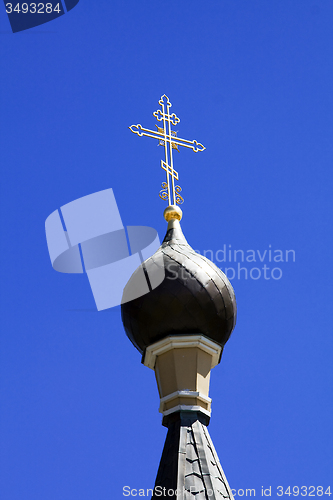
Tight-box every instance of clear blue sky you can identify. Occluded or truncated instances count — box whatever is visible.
[0,1,332,498]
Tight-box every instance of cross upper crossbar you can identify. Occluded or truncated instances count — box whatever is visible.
[129,124,205,152]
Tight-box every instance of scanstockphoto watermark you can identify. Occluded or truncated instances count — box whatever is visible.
[123,485,217,497]
[195,245,296,281]
[123,485,331,497]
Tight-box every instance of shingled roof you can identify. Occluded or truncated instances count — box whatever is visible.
[152,412,234,499]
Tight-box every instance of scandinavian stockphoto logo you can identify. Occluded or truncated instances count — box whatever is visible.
[3,0,79,33]
[45,188,164,310]
[195,246,296,281]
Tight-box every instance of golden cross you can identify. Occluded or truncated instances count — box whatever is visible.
[129,94,205,206]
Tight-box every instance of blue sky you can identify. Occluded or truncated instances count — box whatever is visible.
[0,1,332,498]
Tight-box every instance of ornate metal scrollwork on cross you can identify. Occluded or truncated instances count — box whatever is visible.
[174,186,184,205]
[159,182,169,202]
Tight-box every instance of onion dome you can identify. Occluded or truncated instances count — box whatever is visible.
[121,206,237,354]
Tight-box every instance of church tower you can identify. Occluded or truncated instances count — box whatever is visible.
[121,95,237,499]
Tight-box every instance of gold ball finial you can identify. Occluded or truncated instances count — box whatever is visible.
[164,205,183,222]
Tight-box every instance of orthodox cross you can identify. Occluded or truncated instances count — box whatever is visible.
[129,95,205,206]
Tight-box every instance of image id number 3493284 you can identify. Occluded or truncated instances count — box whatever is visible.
[277,486,331,496]
[5,3,61,13]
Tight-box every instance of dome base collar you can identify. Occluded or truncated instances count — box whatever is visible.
[143,334,223,370]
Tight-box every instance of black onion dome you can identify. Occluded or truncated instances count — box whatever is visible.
[121,221,237,354]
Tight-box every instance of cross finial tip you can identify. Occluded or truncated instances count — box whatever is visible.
[159,94,171,107]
